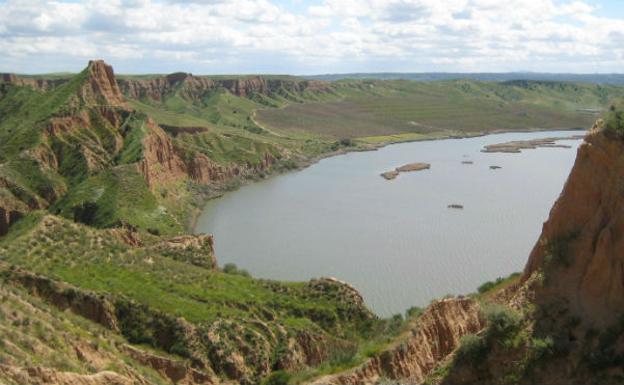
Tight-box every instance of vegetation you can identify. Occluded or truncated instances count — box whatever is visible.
[604,102,624,137]
[222,262,251,277]
[256,79,624,139]
[544,231,580,268]
[2,64,624,384]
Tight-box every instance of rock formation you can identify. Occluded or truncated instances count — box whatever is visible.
[312,298,483,385]
[81,60,126,107]
[523,123,624,328]
[117,74,332,101]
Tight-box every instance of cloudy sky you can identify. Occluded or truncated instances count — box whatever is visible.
[0,0,623,74]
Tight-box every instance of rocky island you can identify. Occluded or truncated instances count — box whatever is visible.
[381,162,431,180]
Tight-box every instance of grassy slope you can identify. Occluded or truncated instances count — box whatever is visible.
[256,80,624,140]
[0,279,169,385]
[0,213,416,383]
[0,70,89,161]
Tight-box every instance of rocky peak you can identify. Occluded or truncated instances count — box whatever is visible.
[523,122,624,328]
[81,59,126,106]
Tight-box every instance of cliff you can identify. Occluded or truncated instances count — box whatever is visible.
[434,115,624,384]
[80,60,126,107]
[117,73,332,101]
[523,122,624,328]
[312,298,483,385]
[0,73,67,91]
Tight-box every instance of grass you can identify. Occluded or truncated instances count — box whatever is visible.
[0,278,171,385]
[256,79,623,139]
[475,272,522,300]
[0,70,87,160]
[0,214,372,329]
[51,166,182,235]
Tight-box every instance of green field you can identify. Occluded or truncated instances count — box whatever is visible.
[255,80,621,139]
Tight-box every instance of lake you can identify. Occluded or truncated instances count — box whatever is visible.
[195,130,583,316]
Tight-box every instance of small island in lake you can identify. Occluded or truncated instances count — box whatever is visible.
[481,135,584,153]
[381,162,430,180]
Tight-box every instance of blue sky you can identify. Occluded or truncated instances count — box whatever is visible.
[0,0,623,74]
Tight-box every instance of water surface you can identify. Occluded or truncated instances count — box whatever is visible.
[196,130,583,316]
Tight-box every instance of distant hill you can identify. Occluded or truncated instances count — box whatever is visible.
[305,72,624,85]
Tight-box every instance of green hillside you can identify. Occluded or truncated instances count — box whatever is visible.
[256,79,622,140]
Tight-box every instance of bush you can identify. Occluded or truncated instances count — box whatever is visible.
[405,306,423,319]
[477,278,504,294]
[605,103,624,137]
[482,304,522,339]
[455,334,488,364]
[545,231,579,267]
[222,263,251,277]
[477,272,521,295]
[262,371,291,385]
[73,202,99,225]
[530,336,554,361]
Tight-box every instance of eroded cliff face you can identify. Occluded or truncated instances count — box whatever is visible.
[312,298,484,385]
[81,60,126,107]
[117,73,331,101]
[137,117,278,189]
[1,261,371,385]
[0,73,67,91]
[523,123,624,328]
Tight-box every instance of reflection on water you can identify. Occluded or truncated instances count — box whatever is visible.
[195,130,583,316]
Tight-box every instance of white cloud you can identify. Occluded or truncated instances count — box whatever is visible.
[0,0,622,73]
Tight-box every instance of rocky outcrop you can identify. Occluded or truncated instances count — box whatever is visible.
[137,118,188,187]
[118,73,332,101]
[185,151,278,184]
[152,233,217,269]
[122,345,216,384]
[138,120,279,188]
[523,124,624,328]
[0,73,68,91]
[0,365,133,385]
[312,297,483,385]
[80,60,126,107]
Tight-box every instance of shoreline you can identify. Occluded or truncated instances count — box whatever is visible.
[188,126,587,234]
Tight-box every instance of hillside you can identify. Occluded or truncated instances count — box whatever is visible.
[306,73,624,85]
[256,79,624,141]
[1,60,624,384]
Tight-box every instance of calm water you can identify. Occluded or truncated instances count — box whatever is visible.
[196,130,583,316]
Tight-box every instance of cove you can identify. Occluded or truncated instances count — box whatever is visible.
[195,130,583,316]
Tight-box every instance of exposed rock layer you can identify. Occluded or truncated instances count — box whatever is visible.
[117,74,332,101]
[312,298,483,385]
[523,126,624,327]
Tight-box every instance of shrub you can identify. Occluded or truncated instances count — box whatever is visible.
[478,278,503,294]
[530,336,554,361]
[545,231,579,267]
[222,263,251,277]
[455,334,488,364]
[604,103,624,137]
[73,202,99,225]
[405,306,423,319]
[483,304,522,340]
[262,371,291,385]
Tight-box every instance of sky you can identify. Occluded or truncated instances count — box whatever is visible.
[0,0,623,75]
